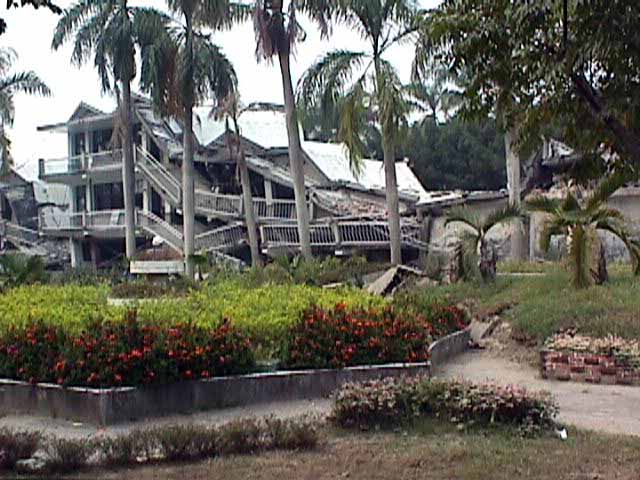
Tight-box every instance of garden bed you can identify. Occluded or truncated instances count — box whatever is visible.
[0,325,470,425]
[541,334,640,386]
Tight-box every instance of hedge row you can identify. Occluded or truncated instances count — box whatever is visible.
[0,304,467,388]
[331,376,558,436]
[0,416,318,474]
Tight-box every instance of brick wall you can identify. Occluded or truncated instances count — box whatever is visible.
[540,350,639,386]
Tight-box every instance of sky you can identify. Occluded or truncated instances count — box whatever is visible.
[1,0,440,180]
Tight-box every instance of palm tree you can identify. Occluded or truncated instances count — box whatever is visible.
[526,174,640,288]
[52,0,146,264]
[211,92,262,268]
[297,1,418,265]
[445,204,523,282]
[0,47,50,175]
[253,0,334,262]
[136,2,242,278]
[406,65,461,123]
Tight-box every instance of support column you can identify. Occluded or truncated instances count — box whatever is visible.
[164,200,172,222]
[142,183,152,214]
[264,179,274,205]
[69,239,83,269]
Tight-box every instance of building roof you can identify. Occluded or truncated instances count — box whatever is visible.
[300,141,431,203]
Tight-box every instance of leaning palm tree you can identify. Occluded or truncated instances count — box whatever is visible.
[211,92,262,268]
[254,0,334,262]
[0,47,50,175]
[52,0,148,263]
[136,2,241,278]
[526,174,640,289]
[445,204,523,282]
[297,1,418,265]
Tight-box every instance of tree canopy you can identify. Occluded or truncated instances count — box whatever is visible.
[417,0,640,177]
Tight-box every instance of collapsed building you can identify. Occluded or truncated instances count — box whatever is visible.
[35,97,437,269]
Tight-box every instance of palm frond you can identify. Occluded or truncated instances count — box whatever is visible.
[538,217,566,253]
[51,0,103,51]
[525,195,561,214]
[297,50,368,113]
[595,218,640,275]
[376,59,410,144]
[337,78,368,177]
[586,171,630,212]
[482,203,524,232]
[444,207,480,233]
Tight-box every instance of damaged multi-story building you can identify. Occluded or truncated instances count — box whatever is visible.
[35,96,437,269]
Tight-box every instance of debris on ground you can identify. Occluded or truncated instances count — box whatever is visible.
[366,265,427,297]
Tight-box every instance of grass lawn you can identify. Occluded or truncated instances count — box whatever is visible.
[420,262,640,342]
[85,421,640,480]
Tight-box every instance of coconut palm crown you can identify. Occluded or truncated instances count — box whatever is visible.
[297,0,420,265]
[0,47,50,174]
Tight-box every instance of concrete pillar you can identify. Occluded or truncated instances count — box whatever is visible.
[142,183,152,213]
[89,240,99,268]
[164,200,172,222]
[264,179,273,205]
[529,212,544,260]
[85,180,94,211]
[69,239,83,269]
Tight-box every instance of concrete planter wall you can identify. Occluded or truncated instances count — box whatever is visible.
[130,260,184,275]
[0,328,470,426]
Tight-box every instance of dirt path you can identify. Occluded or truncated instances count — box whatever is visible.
[435,349,640,437]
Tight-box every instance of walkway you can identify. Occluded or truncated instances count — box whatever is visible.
[435,349,640,437]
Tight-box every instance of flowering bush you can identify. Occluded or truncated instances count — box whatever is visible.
[283,304,467,369]
[0,311,254,387]
[545,333,640,368]
[332,376,558,436]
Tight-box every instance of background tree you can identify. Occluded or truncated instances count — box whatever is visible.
[420,0,640,178]
[406,64,460,124]
[404,117,505,191]
[526,175,640,289]
[0,47,50,175]
[137,1,241,278]
[254,0,334,262]
[298,0,419,265]
[415,1,540,261]
[445,204,522,282]
[52,0,150,264]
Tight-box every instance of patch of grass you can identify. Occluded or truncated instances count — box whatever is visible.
[416,267,640,342]
[89,421,640,480]
[497,260,559,274]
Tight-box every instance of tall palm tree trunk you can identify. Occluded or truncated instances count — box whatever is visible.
[278,51,312,261]
[505,127,525,260]
[183,107,195,278]
[383,138,402,265]
[121,79,137,262]
[233,118,262,268]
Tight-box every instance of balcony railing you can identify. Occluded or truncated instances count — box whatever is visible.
[39,150,122,178]
[39,209,125,233]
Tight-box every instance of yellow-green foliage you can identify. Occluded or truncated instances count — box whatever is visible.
[0,284,113,331]
[0,281,385,355]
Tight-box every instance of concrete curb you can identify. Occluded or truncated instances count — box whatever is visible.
[428,326,471,369]
[0,328,470,426]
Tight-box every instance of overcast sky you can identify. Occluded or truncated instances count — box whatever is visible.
[2,0,440,179]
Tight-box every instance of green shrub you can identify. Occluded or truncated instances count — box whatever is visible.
[0,428,41,470]
[332,377,558,436]
[97,430,152,466]
[110,279,197,299]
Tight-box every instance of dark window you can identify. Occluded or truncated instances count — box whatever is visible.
[91,129,113,153]
[72,133,86,156]
[75,185,87,212]
[94,183,124,211]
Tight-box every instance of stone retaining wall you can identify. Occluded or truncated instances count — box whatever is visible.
[0,328,470,426]
[540,349,640,385]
